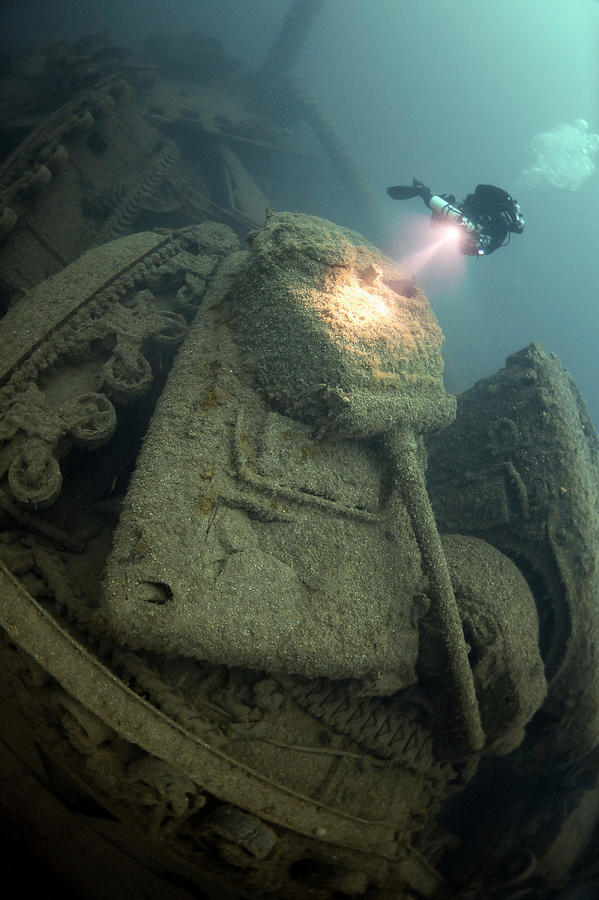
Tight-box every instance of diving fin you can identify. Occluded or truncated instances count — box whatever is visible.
[387,184,425,200]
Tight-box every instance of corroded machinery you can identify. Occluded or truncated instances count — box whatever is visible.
[1,4,599,898]
[0,3,379,308]
[1,207,598,898]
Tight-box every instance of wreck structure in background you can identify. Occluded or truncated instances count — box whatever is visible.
[0,0,378,309]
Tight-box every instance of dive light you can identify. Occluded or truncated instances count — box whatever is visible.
[428,195,481,255]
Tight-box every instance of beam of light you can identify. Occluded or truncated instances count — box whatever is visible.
[400,227,455,272]
[386,212,467,289]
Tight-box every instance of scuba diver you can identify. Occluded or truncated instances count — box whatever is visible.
[387,178,525,256]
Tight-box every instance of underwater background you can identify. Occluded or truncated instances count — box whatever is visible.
[2,0,598,424]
